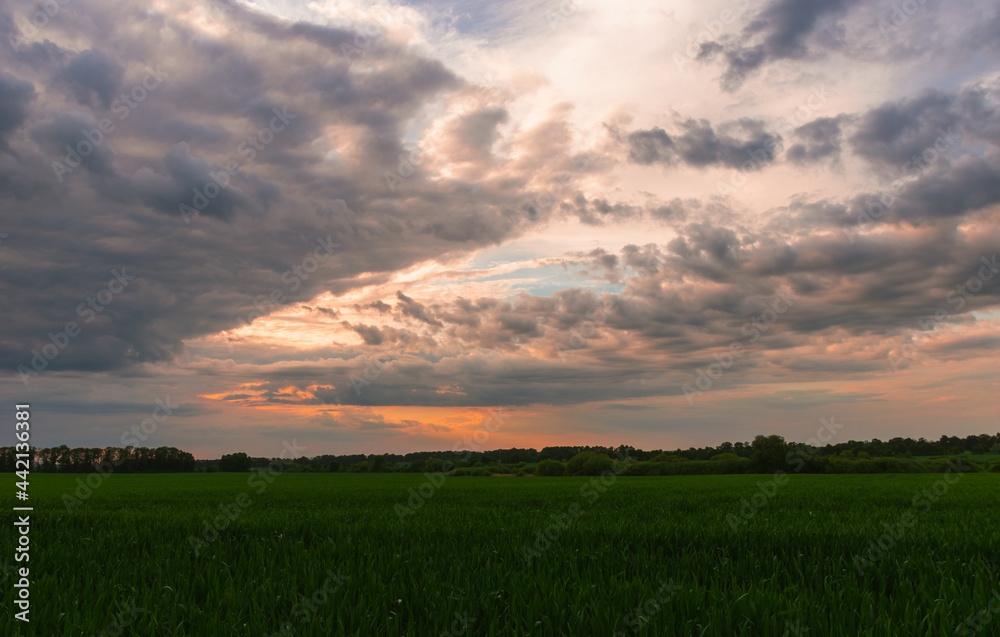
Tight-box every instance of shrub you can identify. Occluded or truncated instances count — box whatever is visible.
[652,453,683,463]
[470,467,491,477]
[711,453,741,462]
[535,459,566,477]
[625,463,665,476]
[566,451,614,476]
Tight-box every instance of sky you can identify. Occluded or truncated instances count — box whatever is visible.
[1,0,999,458]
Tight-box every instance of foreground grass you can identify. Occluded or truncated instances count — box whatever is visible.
[2,473,998,636]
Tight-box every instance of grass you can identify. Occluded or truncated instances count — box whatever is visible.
[2,472,999,636]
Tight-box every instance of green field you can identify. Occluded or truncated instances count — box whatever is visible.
[3,472,999,636]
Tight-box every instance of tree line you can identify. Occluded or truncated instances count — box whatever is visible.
[0,446,196,473]
[208,432,1000,473]
[3,432,999,475]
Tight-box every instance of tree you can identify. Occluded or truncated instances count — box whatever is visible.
[219,452,252,472]
[751,435,789,472]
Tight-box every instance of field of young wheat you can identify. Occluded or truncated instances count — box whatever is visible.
[3,472,998,636]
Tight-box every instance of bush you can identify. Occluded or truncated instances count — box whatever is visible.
[566,451,614,476]
[535,459,566,476]
[625,463,665,476]
[710,453,741,462]
[470,467,491,477]
[652,454,683,463]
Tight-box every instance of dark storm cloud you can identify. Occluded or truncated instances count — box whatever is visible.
[627,118,780,169]
[29,111,116,177]
[395,291,443,327]
[57,48,123,109]
[343,322,385,346]
[0,0,589,379]
[785,116,844,164]
[848,90,960,169]
[566,194,640,226]
[889,157,1000,222]
[701,0,861,91]
[131,142,245,220]
[0,71,34,141]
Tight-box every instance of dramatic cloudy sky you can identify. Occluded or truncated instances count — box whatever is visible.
[2,0,999,457]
